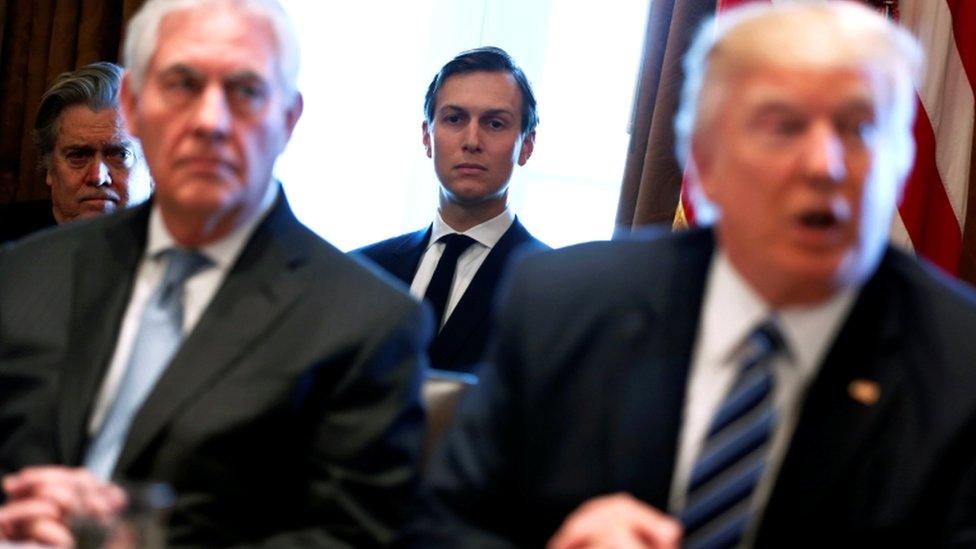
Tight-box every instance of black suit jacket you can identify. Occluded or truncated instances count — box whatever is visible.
[355,218,547,373]
[0,200,57,244]
[0,192,430,547]
[413,228,976,547]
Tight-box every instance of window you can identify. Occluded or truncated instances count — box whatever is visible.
[275,0,651,250]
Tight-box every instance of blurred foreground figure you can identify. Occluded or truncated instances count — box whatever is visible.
[0,0,428,546]
[414,2,976,548]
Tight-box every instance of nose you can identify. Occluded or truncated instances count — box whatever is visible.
[191,83,232,140]
[460,121,482,153]
[802,121,846,183]
[86,156,111,187]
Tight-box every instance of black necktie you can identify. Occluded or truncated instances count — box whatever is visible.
[424,234,476,330]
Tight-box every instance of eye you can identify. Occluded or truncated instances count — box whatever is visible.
[167,75,198,93]
[64,150,92,169]
[227,80,269,113]
[771,117,805,136]
[837,117,875,144]
[106,148,134,166]
[159,72,201,105]
[485,118,506,130]
[442,113,463,125]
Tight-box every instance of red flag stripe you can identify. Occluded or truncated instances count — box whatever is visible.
[898,99,963,273]
[946,0,976,91]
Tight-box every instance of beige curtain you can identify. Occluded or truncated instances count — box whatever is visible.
[614,0,716,236]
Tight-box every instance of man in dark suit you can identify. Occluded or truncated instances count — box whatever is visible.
[0,62,149,244]
[357,47,548,374]
[0,1,427,547]
[414,3,976,547]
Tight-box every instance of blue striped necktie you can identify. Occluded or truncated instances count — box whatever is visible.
[84,248,211,480]
[681,320,785,549]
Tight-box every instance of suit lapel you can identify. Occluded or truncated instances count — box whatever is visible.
[430,219,535,364]
[756,251,907,541]
[609,229,714,508]
[389,227,431,284]
[57,205,150,465]
[113,196,311,474]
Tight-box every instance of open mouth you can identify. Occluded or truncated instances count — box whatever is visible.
[798,210,839,229]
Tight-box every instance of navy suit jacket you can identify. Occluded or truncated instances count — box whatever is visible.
[413,228,976,547]
[355,217,548,374]
[0,192,429,547]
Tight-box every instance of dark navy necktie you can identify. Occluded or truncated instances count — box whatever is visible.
[423,234,476,330]
[681,320,785,549]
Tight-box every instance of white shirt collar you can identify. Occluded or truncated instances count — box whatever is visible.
[145,180,279,268]
[427,207,515,250]
[701,251,859,374]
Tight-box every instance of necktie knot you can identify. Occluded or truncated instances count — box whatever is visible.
[158,248,212,304]
[437,233,477,262]
[740,319,785,374]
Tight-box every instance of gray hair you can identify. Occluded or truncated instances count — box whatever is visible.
[32,62,125,165]
[674,0,923,182]
[122,0,300,99]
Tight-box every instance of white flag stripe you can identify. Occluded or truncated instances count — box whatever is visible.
[889,210,915,252]
[901,0,975,226]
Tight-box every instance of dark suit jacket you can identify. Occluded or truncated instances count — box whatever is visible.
[0,192,430,547]
[413,228,976,547]
[355,218,547,374]
[0,199,57,244]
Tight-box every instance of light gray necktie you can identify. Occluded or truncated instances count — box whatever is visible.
[84,248,211,480]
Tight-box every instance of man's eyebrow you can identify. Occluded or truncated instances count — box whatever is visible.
[223,70,269,88]
[750,101,803,117]
[158,63,202,79]
[437,105,515,117]
[479,108,515,118]
[437,104,468,113]
[62,145,95,153]
[836,97,876,117]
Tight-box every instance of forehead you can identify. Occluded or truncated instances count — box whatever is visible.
[436,71,522,112]
[722,64,879,116]
[149,6,279,81]
[56,106,127,144]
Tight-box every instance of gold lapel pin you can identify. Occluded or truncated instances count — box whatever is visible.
[848,379,881,406]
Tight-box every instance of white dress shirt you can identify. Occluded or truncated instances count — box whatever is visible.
[409,208,514,327]
[668,251,858,543]
[87,182,279,435]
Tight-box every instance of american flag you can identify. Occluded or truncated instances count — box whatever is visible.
[676,0,976,279]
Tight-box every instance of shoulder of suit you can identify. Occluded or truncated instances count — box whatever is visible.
[298,230,419,310]
[502,228,709,308]
[515,227,708,274]
[351,228,427,258]
[0,204,143,267]
[877,246,976,332]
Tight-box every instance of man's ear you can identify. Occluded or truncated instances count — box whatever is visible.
[120,72,140,138]
[517,131,535,166]
[283,92,304,139]
[690,133,716,200]
[422,121,432,158]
